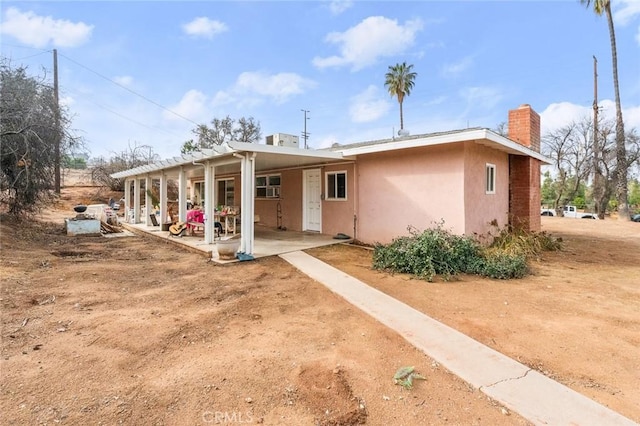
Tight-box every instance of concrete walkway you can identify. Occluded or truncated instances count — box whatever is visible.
[280,251,637,426]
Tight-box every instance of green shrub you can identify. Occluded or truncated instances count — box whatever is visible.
[372,223,561,282]
[477,249,528,279]
[373,225,482,282]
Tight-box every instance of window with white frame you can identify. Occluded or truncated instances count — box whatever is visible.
[193,181,205,206]
[485,163,496,194]
[326,171,347,200]
[255,174,281,198]
[217,178,234,207]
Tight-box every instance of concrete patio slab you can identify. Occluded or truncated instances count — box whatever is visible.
[122,222,345,260]
[280,250,637,426]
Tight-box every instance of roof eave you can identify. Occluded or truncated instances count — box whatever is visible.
[336,128,552,164]
[228,141,346,161]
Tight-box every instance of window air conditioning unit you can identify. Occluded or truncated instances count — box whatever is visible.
[266,187,280,198]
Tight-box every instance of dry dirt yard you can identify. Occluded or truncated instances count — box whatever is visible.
[310,216,640,424]
[1,185,638,425]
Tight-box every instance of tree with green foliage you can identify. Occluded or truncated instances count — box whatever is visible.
[541,171,557,206]
[580,0,629,219]
[62,155,87,169]
[542,118,593,210]
[384,62,417,131]
[628,179,640,212]
[0,60,81,217]
[182,116,261,154]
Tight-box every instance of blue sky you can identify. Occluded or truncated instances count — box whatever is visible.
[1,0,639,160]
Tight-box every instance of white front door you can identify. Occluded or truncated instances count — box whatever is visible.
[303,169,321,232]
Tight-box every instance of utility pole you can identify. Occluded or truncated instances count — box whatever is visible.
[53,48,61,194]
[593,55,603,218]
[301,109,310,149]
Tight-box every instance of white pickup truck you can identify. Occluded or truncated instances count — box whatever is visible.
[541,205,598,219]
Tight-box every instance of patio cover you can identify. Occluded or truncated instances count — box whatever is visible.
[110,142,347,256]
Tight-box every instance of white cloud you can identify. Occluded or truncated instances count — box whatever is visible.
[613,0,640,25]
[164,89,208,122]
[113,75,134,87]
[539,100,640,134]
[458,86,503,111]
[328,0,353,15]
[0,7,93,48]
[312,16,424,71]
[212,71,317,106]
[182,17,228,39]
[211,91,235,108]
[60,95,74,108]
[349,85,392,123]
[441,56,474,78]
[539,102,590,133]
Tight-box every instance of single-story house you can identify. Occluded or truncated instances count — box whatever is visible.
[111,104,550,256]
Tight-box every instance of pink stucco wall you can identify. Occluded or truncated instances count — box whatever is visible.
[355,144,466,244]
[321,164,356,237]
[187,142,512,244]
[463,142,510,236]
[253,165,356,235]
[254,169,303,230]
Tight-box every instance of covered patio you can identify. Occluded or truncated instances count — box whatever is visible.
[111,142,349,260]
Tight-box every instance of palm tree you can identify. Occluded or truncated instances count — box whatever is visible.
[384,62,417,131]
[581,0,629,220]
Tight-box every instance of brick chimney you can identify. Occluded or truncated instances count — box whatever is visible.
[508,104,541,232]
[508,104,540,151]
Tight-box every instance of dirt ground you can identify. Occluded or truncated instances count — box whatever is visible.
[310,217,640,423]
[1,182,638,425]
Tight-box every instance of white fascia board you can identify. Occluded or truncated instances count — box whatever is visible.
[228,141,344,161]
[337,129,489,156]
[337,128,552,164]
[484,131,553,164]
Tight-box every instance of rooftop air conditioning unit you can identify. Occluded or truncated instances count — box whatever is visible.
[266,133,299,148]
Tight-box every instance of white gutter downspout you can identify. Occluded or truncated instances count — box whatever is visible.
[178,166,188,223]
[353,161,358,241]
[247,152,256,255]
[203,161,215,244]
[233,152,256,256]
[144,175,152,225]
[159,172,168,226]
[233,153,247,254]
[124,179,131,222]
[133,177,141,224]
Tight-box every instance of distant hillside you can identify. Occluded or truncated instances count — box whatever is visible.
[61,169,98,187]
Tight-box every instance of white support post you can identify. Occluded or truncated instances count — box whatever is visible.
[239,153,256,255]
[204,162,215,244]
[159,173,168,225]
[239,154,247,253]
[240,153,256,254]
[249,153,255,254]
[133,178,141,224]
[124,179,131,222]
[145,176,152,225]
[178,167,187,223]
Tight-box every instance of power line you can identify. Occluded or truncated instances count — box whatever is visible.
[57,51,200,126]
[63,86,185,137]
[2,47,192,142]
